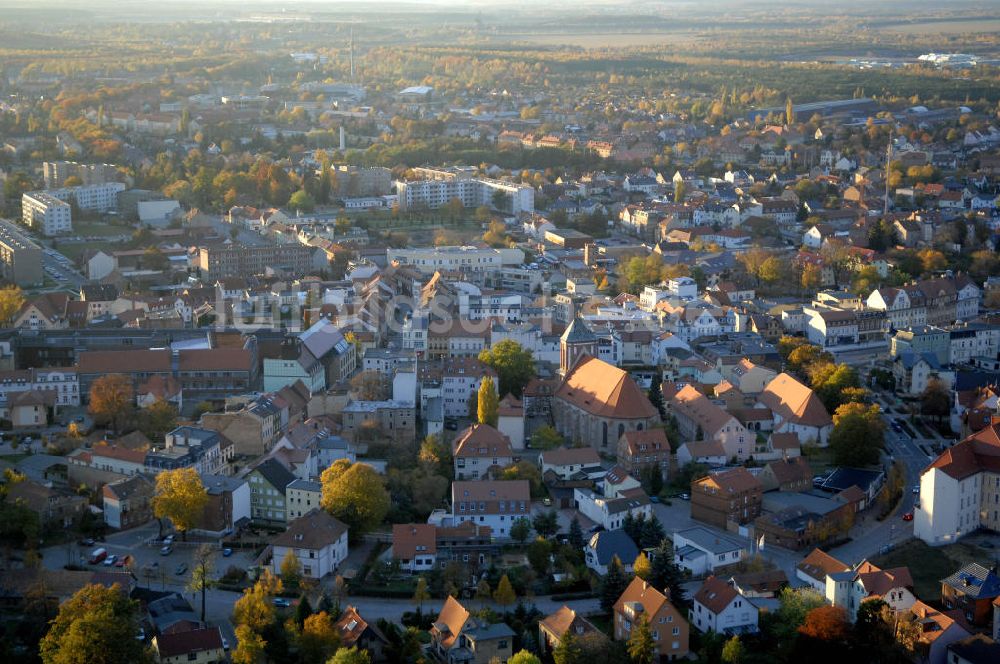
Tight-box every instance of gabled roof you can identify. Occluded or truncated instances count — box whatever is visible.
[452,424,513,459]
[154,626,223,659]
[540,446,601,467]
[671,385,735,437]
[941,562,1000,600]
[431,596,471,649]
[587,529,639,566]
[556,355,658,420]
[538,605,604,641]
[694,467,761,495]
[796,548,849,583]
[693,575,740,614]
[613,576,683,619]
[392,523,437,559]
[757,372,831,428]
[251,458,297,491]
[335,605,386,648]
[271,509,347,550]
[855,560,914,597]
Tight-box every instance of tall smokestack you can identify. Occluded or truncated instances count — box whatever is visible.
[339,126,346,151]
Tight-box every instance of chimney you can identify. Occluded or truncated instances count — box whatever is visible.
[339,126,346,151]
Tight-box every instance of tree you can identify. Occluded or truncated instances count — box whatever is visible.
[477,375,499,427]
[721,635,744,664]
[633,552,651,580]
[137,398,178,444]
[233,584,277,633]
[280,549,302,590]
[532,510,559,538]
[920,378,951,423]
[568,516,585,550]
[483,219,509,247]
[188,544,215,622]
[530,425,564,450]
[478,340,536,398]
[40,583,151,664]
[773,587,827,640]
[475,579,492,609]
[627,615,655,664]
[647,380,666,420]
[0,285,24,324]
[600,556,630,613]
[648,540,686,609]
[88,374,135,434]
[299,611,341,663]
[152,468,209,540]
[350,370,390,401]
[786,97,795,125]
[288,189,316,213]
[798,605,850,641]
[830,402,884,467]
[412,576,431,613]
[639,514,666,549]
[320,459,390,536]
[294,593,314,627]
[509,651,542,664]
[510,517,532,546]
[553,629,584,664]
[674,181,687,203]
[232,624,267,664]
[493,573,517,611]
[527,537,554,576]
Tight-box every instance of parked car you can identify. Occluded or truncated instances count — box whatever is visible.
[912,486,919,494]
[273,598,291,608]
[174,563,187,575]
[222,548,233,557]
[103,555,117,566]
[79,538,95,546]
[160,545,173,556]
[679,493,691,501]
[902,512,913,521]
[222,637,229,651]
[162,535,175,545]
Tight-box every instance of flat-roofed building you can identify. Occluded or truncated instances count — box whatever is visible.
[0,218,43,286]
[22,192,71,235]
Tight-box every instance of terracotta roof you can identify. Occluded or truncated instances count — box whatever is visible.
[155,627,223,659]
[89,442,147,465]
[908,601,963,646]
[178,348,251,372]
[538,605,603,641]
[138,374,181,399]
[540,446,601,467]
[925,426,1000,480]
[694,467,761,495]
[498,393,523,417]
[681,440,727,458]
[555,355,658,420]
[335,606,384,648]
[770,432,800,450]
[392,523,437,559]
[620,429,670,455]
[693,576,739,614]
[796,548,849,583]
[431,596,470,649]
[671,385,735,437]
[271,509,348,550]
[452,424,514,459]
[729,569,788,595]
[765,457,812,485]
[855,561,914,597]
[757,373,832,428]
[77,349,171,374]
[613,576,682,620]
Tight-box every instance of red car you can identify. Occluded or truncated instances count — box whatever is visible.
[902,512,914,521]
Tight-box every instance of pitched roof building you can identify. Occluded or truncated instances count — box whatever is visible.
[756,372,832,445]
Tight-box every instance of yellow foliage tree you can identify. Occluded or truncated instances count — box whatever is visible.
[0,285,24,325]
[88,373,134,434]
[151,468,208,540]
[478,375,499,427]
[320,459,390,536]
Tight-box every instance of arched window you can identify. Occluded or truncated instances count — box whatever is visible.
[602,422,608,448]
[637,423,644,431]
[618,423,625,440]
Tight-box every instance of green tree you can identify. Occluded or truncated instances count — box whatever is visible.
[288,189,316,213]
[600,556,630,613]
[530,425,564,450]
[510,517,532,546]
[477,375,499,427]
[280,549,302,590]
[532,510,559,538]
[568,516,585,550]
[493,573,517,611]
[152,467,209,540]
[648,540,686,609]
[627,615,655,664]
[830,402,884,467]
[647,380,666,419]
[320,459,390,536]
[40,583,151,664]
[509,651,542,664]
[478,340,536,398]
[137,398,178,444]
[553,629,584,664]
[920,378,951,423]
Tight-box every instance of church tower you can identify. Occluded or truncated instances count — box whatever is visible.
[560,315,598,376]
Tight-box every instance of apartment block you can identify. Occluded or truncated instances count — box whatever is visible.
[43,161,122,189]
[394,175,534,215]
[22,192,72,235]
[0,218,43,285]
[44,182,126,212]
[197,243,323,279]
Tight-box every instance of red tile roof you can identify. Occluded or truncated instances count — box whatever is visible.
[556,355,658,420]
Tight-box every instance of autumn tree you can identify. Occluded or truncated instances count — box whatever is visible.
[350,370,390,401]
[298,611,341,663]
[152,467,209,540]
[280,549,302,590]
[0,285,25,324]
[233,570,282,632]
[232,624,267,664]
[475,579,492,609]
[920,378,951,423]
[477,375,499,427]
[493,573,517,611]
[830,402,884,467]
[627,615,655,664]
[40,583,151,664]
[633,552,652,580]
[721,635,744,664]
[320,459,390,536]
[330,646,372,664]
[137,398,178,444]
[88,373,135,434]
[412,576,431,613]
[187,544,215,622]
[798,605,850,642]
[478,340,536,398]
[509,651,542,664]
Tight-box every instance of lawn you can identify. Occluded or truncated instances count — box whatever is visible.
[871,539,984,601]
[55,240,114,262]
[802,446,836,476]
[72,220,132,237]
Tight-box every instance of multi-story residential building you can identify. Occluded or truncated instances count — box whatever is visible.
[867,276,980,329]
[449,480,530,539]
[613,577,689,661]
[670,385,751,461]
[617,429,671,477]
[672,527,748,576]
[690,575,759,635]
[395,176,534,215]
[826,560,916,622]
[756,373,832,446]
[574,486,652,531]
[341,400,416,443]
[44,182,125,212]
[429,596,515,664]
[0,367,79,408]
[270,509,349,580]
[101,475,154,530]
[891,325,951,364]
[198,474,250,536]
[201,396,284,456]
[452,424,514,481]
[419,357,498,419]
[43,161,121,188]
[690,467,763,529]
[915,423,1000,545]
[949,322,1000,365]
[386,245,524,277]
[144,426,234,476]
[0,218,43,286]
[5,480,88,529]
[538,446,602,481]
[262,338,326,394]
[285,479,323,522]
[247,458,296,525]
[197,243,324,279]
[22,191,72,235]
[941,563,1000,627]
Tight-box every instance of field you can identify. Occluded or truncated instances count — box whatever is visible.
[499,31,704,49]
[879,19,1000,35]
[872,538,991,601]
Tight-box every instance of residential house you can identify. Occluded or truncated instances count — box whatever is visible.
[5,479,87,529]
[617,429,672,477]
[758,457,813,493]
[102,475,154,530]
[795,548,849,592]
[285,479,322,522]
[585,529,640,575]
[449,480,530,539]
[538,605,605,656]
[247,458,296,525]
[197,474,250,536]
[613,577,689,660]
[574,486,652,531]
[690,576,759,635]
[947,635,1000,664]
[826,560,916,621]
[756,373,832,446]
[452,424,514,480]
[539,447,602,481]
[941,563,1000,628]
[690,468,763,529]
[670,385,752,461]
[672,527,748,576]
[393,523,438,573]
[904,600,971,664]
[270,509,349,580]
[334,606,389,663]
[151,626,225,664]
[429,596,514,664]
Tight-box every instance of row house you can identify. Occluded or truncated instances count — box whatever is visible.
[449,480,530,540]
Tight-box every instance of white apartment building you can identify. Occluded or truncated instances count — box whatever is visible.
[394,177,534,215]
[46,182,126,212]
[386,245,524,276]
[22,192,72,235]
[0,368,80,408]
